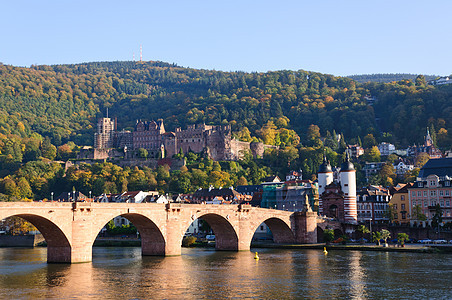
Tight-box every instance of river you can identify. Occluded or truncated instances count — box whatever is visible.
[0,247,451,299]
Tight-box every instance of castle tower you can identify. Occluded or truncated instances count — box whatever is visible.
[94,117,115,149]
[318,155,333,214]
[339,152,357,224]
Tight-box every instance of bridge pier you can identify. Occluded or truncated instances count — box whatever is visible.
[47,246,72,263]
[291,211,318,244]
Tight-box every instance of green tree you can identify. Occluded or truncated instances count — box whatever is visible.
[378,163,396,186]
[411,205,427,221]
[415,153,429,168]
[363,134,377,148]
[372,231,382,246]
[415,75,426,87]
[384,204,397,222]
[323,229,334,244]
[137,148,148,159]
[397,233,409,247]
[41,137,56,160]
[431,204,443,228]
[380,229,391,245]
[356,225,370,243]
[363,146,381,162]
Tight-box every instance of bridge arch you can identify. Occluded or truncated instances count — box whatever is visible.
[0,213,72,263]
[245,215,295,248]
[90,213,166,256]
[259,217,295,244]
[182,213,239,251]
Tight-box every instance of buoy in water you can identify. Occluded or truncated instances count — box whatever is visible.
[323,247,328,255]
[254,252,259,260]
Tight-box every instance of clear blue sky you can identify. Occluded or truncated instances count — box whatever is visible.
[1,0,451,76]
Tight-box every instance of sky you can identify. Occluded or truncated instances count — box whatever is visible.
[1,0,451,76]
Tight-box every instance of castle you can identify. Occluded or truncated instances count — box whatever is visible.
[93,117,276,161]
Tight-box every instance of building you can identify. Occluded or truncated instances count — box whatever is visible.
[318,154,357,224]
[286,170,302,181]
[93,117,276,161]
[378,142,396,156]
[429,76,452,86]
[357,185,391,224]
[390,183,412,224]
[132,119,165,158]
[363,162,386,181]
[408,158,452,225]
[407,128,442,159]
[275,180,317,212]
[94,117,116,149]
[393,161,415,178]
[346,144,364,159]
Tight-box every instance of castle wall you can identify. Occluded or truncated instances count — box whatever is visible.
[230,139,251,160]
[94,117,276,162]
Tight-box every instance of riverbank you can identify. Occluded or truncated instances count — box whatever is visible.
[252,242,452,253]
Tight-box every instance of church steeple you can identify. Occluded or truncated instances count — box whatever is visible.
[425,127,433,147]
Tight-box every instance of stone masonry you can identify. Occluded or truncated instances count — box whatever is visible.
[0,202,320,263]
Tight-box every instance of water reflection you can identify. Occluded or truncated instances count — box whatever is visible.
[0,247,451,299]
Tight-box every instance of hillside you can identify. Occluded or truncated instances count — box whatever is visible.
[347,73,438,83]
[0,61,451,149]
[0,61,451,200]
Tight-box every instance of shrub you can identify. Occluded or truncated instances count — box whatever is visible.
[182,236,197,247]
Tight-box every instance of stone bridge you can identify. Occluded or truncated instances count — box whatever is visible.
[0,202,345,263]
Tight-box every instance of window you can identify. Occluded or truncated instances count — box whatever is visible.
[419,182,423,187]
[424,191,427,196]
[401,204,405,210]
[430,180,436,186]
[401,195,405,201]
[447,201,450,207]
[440,191,444,196]
[418,191,421,197]
[424,201,427,207]
[446,191,450,196]
[445,181,450,187]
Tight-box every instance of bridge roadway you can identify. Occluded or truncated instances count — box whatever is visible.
[0,202,327,263]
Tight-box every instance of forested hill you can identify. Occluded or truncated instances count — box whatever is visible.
[0,61,451,150]
[347,73,438,83]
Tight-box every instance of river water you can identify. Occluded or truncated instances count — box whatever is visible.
[0,247,451,299]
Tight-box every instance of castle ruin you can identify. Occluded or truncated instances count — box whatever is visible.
[92,117,276,161]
